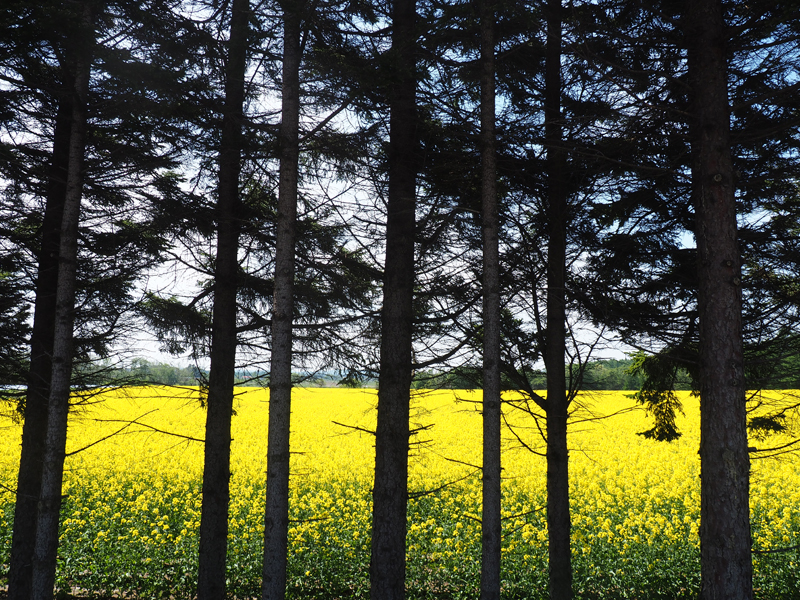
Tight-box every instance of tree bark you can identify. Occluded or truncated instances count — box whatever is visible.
[370,0,416,597]
[29,5,93,597]
[479,2,501,599]
[544,0,572,598]
[684,1,753,599]
[8,92,71,600]
[196,1,249,598]
[262,2,301,599]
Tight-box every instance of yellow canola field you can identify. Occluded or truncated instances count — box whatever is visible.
[1,387,799,598]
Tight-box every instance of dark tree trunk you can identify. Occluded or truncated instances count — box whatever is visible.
[196,1,249,598]
[262,2,301,599]
[8,94,71,600]
[29,5,93,597]
[370,0,416,597]
[543,0,572,598]
[684,1,753,599]
[479,2,501,599]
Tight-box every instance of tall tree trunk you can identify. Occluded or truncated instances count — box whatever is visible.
[370,0,416,597]
[262,2,301,599]
[479,2,501,599]
[196,1,249,598]
[8,94,72,600]
[543,0,572,599]
[684,1,753,599]
[29,5,93,597]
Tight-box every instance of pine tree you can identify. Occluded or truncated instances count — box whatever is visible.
[478,0,501,597]
[685,0,752,596]
[371,0,417,596]
[197,0,250,598]
[2,2,202,595]
[30,3,93,596]
[542,0,572,595]
[262,0,302,597]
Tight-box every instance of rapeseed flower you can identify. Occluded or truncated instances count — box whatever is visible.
[0,386,798,599]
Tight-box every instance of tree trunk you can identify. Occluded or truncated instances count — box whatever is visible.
[8,93,71,600]
[479,2,501,599]
[684,1,753,599]
[370,0,416,597]
[544,0,572,598]
[29,5,93,596]
[196,1,249,599]
[262,2,301,599]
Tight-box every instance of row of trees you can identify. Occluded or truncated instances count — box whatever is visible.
[2,0,800,599]
[5,355,748,391]
[41,356,711,389]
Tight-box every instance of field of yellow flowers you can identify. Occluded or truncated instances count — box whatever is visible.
[1,387,799,599]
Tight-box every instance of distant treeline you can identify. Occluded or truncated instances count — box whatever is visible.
[411,358,664,391]
[5,356,798,391]
[413,354,800,391]
[112,360,656,391]
[101,359,208,386]
[0,358,698,391]
[103,359,308,387]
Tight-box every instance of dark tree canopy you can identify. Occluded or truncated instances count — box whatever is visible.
[1,1,800,599]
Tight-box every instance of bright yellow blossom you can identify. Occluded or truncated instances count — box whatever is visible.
[0,386,798,599]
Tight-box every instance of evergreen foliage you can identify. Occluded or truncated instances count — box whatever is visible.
[1,0,800,598]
